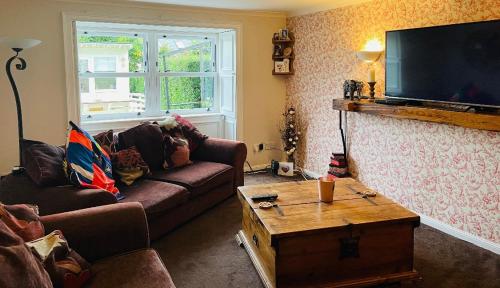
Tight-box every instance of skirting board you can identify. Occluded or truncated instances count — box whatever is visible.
[301,169,499,255]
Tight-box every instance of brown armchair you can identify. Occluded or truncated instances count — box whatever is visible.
[41,202,175,288]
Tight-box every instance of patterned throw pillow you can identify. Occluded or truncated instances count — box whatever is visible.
[111,146,150,185]
[157,114,207,152]
[163,135,192,170]
[0,203,44,242]
[93,130,116,155]
[65,121,121,199]
[26,230,92,288]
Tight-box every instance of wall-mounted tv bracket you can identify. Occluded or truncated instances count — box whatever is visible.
[339,110,347,165]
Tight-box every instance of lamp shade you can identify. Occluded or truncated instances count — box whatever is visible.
[0,38,41,50]
[356,51,382,63]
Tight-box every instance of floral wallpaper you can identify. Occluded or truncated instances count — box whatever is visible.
[286,0,500,243]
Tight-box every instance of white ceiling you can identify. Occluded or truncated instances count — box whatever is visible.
[131,0,373,16]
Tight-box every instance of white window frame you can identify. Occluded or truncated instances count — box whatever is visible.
[63,13,244,141]
[155,32,219,115]
[76,24,220,122]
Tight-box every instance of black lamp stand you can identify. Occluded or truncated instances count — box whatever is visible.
[6,48,27,174]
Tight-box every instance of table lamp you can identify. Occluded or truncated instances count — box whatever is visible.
[0,37,42,173]
[356,39,383,99]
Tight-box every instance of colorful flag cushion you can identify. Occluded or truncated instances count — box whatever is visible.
[65,121,121,199]
[27,230,92,288]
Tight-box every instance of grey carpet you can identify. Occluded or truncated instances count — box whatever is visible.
[153,173,500,288]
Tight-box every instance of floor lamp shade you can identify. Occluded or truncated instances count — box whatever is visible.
[1,37,41,172]
[0,38,42,50]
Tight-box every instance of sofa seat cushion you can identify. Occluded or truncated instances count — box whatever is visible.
[86,249,175,288]
[147,161,233,198]
[118,180,189,219]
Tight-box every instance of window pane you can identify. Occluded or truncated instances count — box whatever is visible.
[80,77,145,115]
[79,59,89,73]
[77,34,145,73]
[95,78,117,90]
[80,78,89,93]
[94,57,116,72]
[160,77,214,110]
[158,37,214,72]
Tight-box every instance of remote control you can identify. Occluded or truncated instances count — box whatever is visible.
[250,193,278,202]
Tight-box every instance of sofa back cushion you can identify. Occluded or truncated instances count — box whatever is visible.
[118,123,164,170]
[22,140,68,187]
[0,220,53,288]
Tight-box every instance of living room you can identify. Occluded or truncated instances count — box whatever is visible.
[0,0,498,287]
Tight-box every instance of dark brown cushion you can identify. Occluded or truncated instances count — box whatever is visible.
[22,139,67,187]
[118,123,164,170]
[87,249,175,288]
[0,221,53,288]
[147,161,233,198]
[157,115,207,152]
[119,180,189,219]
[0,203,44,241]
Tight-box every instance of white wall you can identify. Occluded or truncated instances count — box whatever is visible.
[0,0,287,174]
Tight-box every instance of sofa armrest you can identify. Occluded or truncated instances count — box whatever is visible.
[41,202,149,262]
[191,138,247,187]
[0,174,118,215]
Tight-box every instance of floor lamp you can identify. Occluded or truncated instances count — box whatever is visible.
[0,38,41,173]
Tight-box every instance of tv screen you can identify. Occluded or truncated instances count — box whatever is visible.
[385,20,500,108]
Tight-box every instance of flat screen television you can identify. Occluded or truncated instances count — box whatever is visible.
[385,20,500,108]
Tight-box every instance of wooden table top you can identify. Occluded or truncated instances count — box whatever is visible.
[238,178,420,238]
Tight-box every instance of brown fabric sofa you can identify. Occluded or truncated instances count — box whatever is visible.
[0,138,247,240]
[41,202,176,287]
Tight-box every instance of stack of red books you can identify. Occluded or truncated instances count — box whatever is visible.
[328,153,348,178]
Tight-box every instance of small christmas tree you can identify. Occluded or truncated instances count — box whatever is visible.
[281,107,301,163]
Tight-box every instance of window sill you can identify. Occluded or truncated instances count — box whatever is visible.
[81,113,223,133]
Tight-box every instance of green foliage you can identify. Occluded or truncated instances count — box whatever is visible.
[78,36,213,110]
[159,42,213,110]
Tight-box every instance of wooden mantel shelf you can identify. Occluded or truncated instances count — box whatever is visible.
[332,99,500,132]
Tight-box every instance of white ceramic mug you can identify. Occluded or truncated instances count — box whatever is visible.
[318,177,335,203]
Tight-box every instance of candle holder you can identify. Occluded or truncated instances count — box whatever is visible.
[367,81,376,99]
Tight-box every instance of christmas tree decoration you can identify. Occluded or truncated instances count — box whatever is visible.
[281,107,300,163]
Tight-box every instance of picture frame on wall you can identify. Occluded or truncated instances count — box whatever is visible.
[275,61,285,73]
[281,28,289,40]
[273,45,282,57]
[275,60,289,73]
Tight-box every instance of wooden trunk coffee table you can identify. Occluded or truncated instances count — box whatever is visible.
[236,178,420,288]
